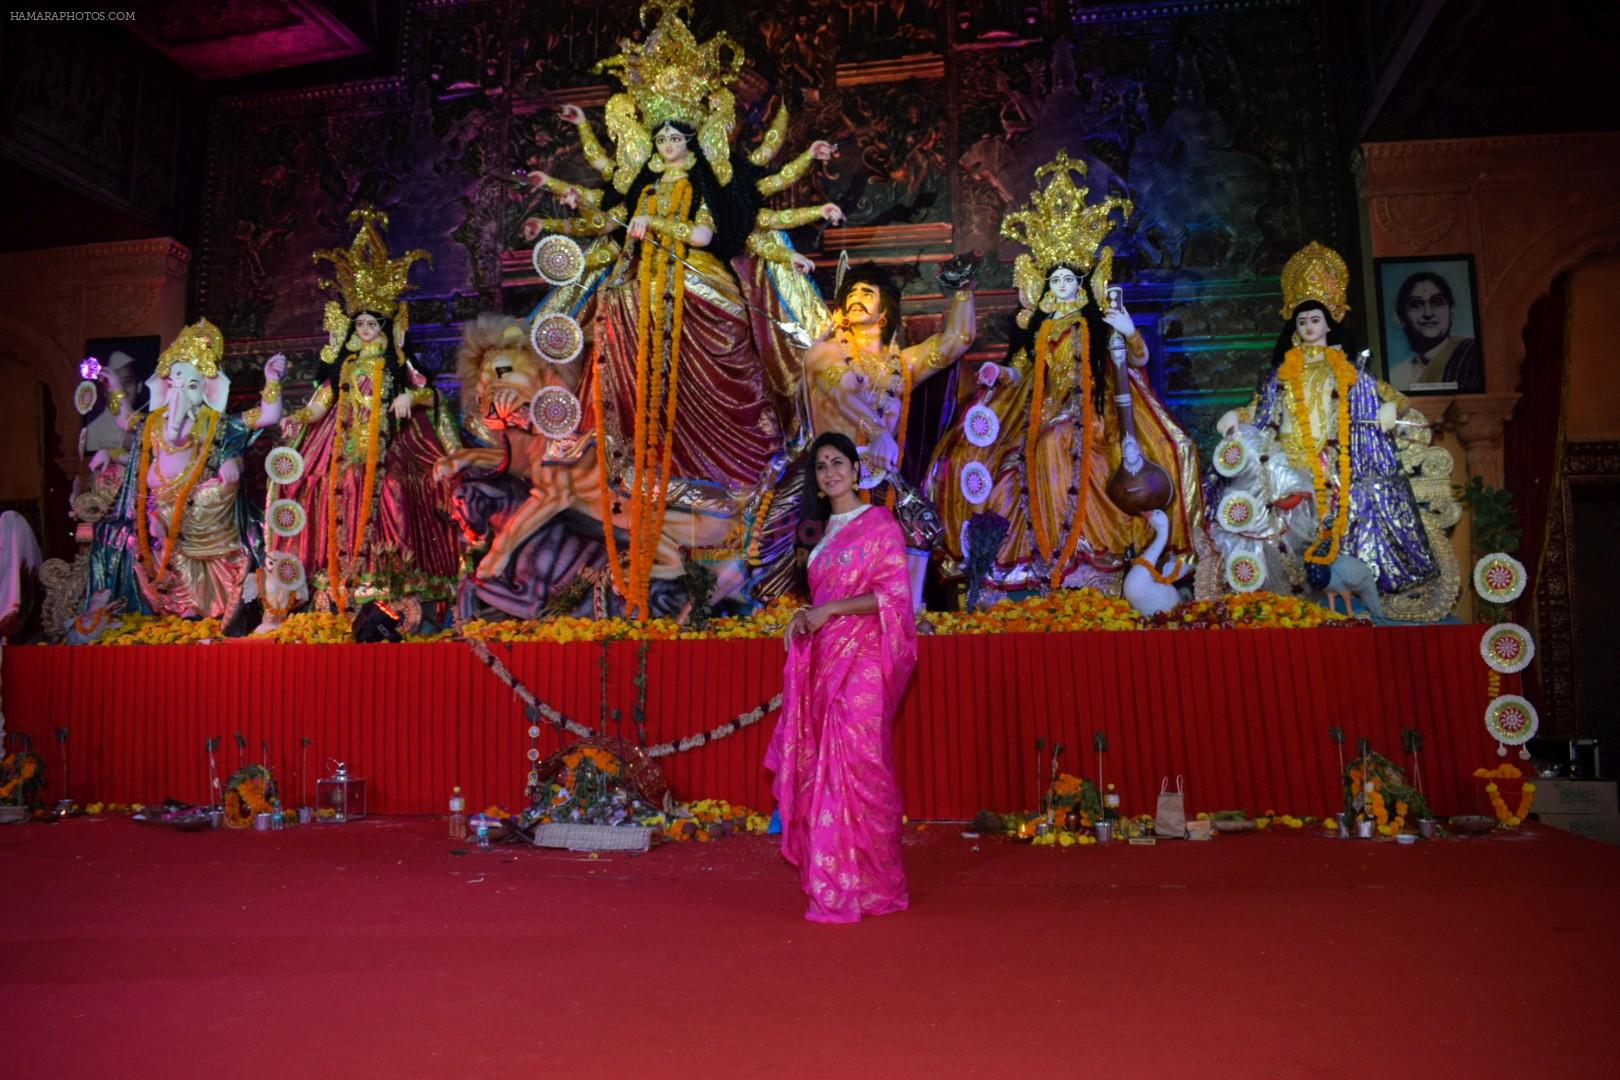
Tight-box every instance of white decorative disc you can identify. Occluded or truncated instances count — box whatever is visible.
[1485,694,1539,746]
[1225,552,1265,593]
[271,554,307,593]
[1473,552,1527,604]
[265,446,306,486]
[533,234,585,287]
[531,312,584,365]
[267,499,307,538]
[960,461,993,505]
[1216,491,1261,533]
[1480,623,1534,675]
[1212,436,1249,478]
[529,386,583,439]
[74,381,99,416]
[963,404,1000,448]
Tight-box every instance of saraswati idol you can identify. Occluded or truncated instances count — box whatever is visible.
[924,152,1204,592]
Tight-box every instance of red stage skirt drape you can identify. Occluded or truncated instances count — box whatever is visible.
[1,625,1510,819]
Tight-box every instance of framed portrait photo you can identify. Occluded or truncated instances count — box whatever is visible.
[1374,255,1485,395]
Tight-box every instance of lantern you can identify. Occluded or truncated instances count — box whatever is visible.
[316,760,367,822]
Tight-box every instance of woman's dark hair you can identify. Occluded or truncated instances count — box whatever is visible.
[833,265,903,346]
[1267,300,1358,377]
[602,120,758,262]
[800,431,861,526]
[1005,264,1110,420]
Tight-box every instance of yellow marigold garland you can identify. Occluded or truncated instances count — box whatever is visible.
[135,406,222,585]
[1278,345,1356,565]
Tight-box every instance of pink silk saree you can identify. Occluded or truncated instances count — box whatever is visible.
[765,505,917,923]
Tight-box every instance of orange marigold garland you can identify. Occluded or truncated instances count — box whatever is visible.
[591,339,630,598]
[324,353,386,613]
[1025,314,1093,587]
[134,406,222,585]
[1474,763,1535,826]
[1278,345,1356,565]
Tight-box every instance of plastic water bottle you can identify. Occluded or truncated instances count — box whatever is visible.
[448,786,466,841]
[475,820,491,850]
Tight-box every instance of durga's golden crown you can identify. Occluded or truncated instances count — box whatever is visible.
[594,0,745,191]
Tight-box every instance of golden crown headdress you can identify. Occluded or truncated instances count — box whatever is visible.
[1001,152,1133,319]
[1279,241,1350,322]
[155,319,224,379]
[594,0,744,191]
[313,208,430,322]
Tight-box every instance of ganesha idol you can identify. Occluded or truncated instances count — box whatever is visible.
[435,314,789,621]
[87,319,285,619]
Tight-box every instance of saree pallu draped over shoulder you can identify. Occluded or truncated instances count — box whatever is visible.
[765,505,917,923]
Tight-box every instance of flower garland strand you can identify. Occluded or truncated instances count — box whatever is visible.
[324,352,386,613]
[1278,345,1355,565]
[1025,315,1092,587]
[135,406,222,585]
[640,182,691,617]
[465,637,781,759]
[620,179,694,618]
[592,338,631,599]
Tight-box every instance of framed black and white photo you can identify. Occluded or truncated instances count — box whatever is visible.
[1374,255,1485,395]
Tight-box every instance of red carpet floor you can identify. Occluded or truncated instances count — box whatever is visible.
[4,817,1619,1079]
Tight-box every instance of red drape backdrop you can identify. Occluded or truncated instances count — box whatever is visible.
[1,625,1509,819]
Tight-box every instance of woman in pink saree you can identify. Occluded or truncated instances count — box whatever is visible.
[766,433,918,923]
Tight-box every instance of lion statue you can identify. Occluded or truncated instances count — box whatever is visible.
[435,314,783,621]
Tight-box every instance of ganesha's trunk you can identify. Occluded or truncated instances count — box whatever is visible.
[165,396,189,444]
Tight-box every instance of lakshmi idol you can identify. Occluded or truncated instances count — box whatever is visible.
[88,320,286,618]
[520,0,838,617]
[262,209,462,621]
[925,152,1203,591]
[1210,242,1436,599]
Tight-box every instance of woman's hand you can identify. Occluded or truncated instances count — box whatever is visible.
[789,252,815,275]
[820,202,845,225]
[521,217,544,242]
[809,140,837,162]
[263,353,287,383]
[557,104,585,126]
[1100,308,1136,339]
[527,169,550,190]
[391,391,415,420]
[784,604,831,648]
[628,214,651,240]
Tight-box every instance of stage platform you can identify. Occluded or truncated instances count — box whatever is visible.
[2,624,1509,819]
